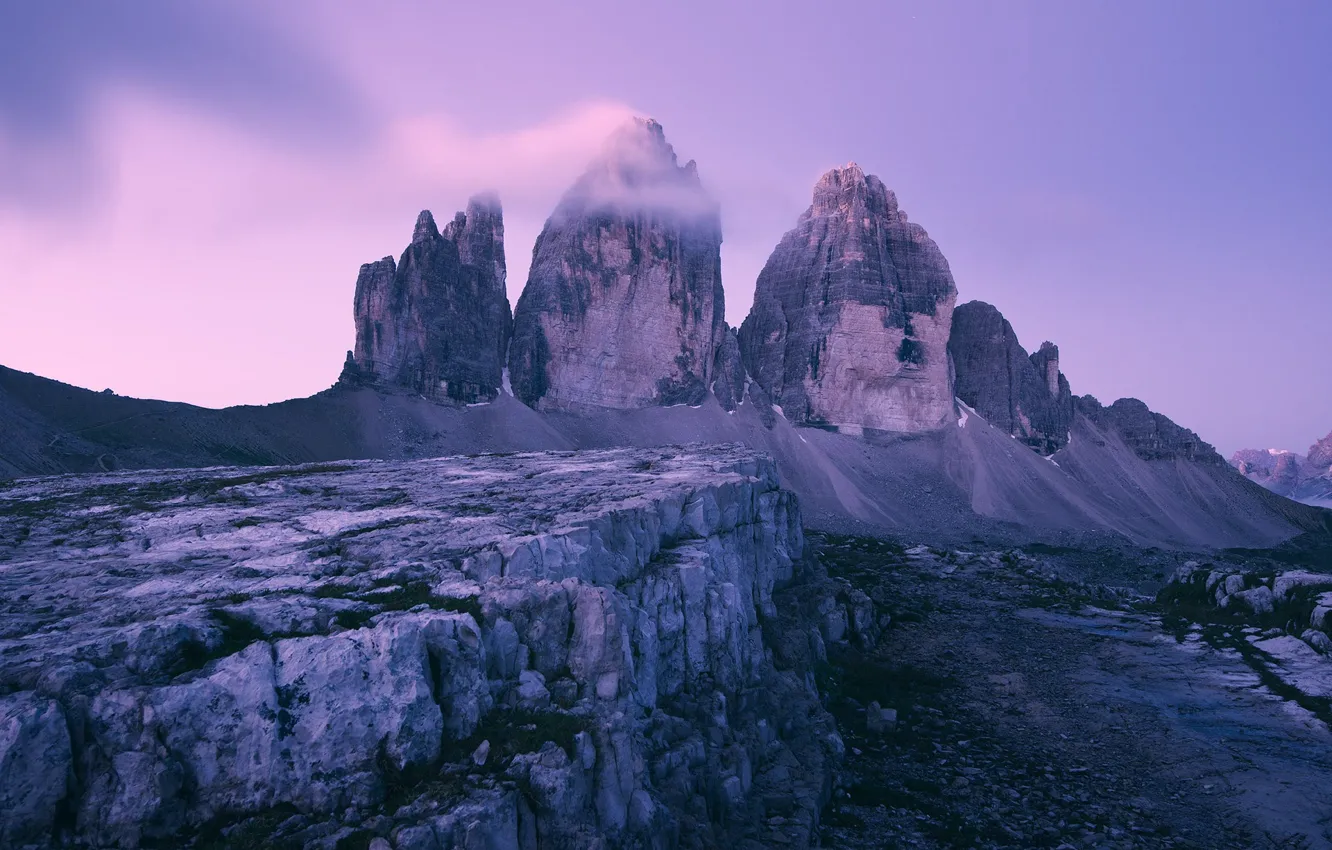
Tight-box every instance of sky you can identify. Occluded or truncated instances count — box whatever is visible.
[1,1,1329,457]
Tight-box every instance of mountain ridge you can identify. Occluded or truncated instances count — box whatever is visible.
[2,116,1320,552]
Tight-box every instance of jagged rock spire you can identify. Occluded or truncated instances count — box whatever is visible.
[948,301,1074,454]
[344,194,512,403]
[507,118,725,410]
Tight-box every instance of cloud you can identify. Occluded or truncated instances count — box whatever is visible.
[0,90,642,408]
[0,1,366,209]
[390,101,640,204]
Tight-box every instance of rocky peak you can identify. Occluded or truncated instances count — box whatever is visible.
[1032,342,1061,398]
[1308,431,1332,471]
[508,118,725,410]
[948,301,1074,454]
[412,209,439,244]
[343,195,512,404]
[738,166,957,433]
[1076,396,1224,464]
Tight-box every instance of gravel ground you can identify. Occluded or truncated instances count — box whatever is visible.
[813,534,1332,850]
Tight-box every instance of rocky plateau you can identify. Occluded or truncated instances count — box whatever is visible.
[0,445,885,849]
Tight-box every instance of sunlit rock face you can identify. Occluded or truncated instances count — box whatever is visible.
[508,118,726,411]
[342,193,512,403]
[0,446,863,849]
[738,165,957,434]
[949,300,1075,454]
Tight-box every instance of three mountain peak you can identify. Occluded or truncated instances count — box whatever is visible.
[340,117,1203,462]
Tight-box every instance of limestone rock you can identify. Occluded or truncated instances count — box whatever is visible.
[344,194,512,403]
[1076,396,1223,464]
[738,164,957,433]
[508,118,726,410]
[0,445,845,849]
[948,301,1074,454]
[0,692,71,846]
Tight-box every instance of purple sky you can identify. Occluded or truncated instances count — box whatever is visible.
[1,1,1328,456]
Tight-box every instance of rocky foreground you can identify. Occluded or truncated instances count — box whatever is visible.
[0,446,875,849]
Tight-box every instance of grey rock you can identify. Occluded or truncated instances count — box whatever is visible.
[343,194,512,403]
[948,301,1075,454]
[1303,630,1332,654]
[1076,396,1224,464]
[472,739,492,767]
[0,445,844,849]
[712,326,748,413]
[508,118,725,411]
[739,164,957,433]
[0,692,71,846]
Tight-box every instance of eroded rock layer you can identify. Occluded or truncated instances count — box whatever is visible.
[739,165,957,433]
[343,194,512,404]
[1075,396,1224,464]
[508,119,726,411]
[0,446,867,849]
[948,300,1074,454]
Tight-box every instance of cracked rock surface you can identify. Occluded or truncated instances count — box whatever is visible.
[0,446,865,849]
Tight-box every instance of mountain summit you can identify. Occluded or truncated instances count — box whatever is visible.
[341,194,511,403]
[508,118,725,410]
[739,165,958,433]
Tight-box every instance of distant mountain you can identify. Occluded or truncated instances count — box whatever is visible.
[2,117,1325,551]
[1231,436,1332,508]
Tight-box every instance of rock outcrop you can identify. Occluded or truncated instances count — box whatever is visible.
[342,194,512,404]
[508,118,726,411]
[0,446,864,849]
[738,165,958,434]
[1075,396,1223,464]
[948,301,1074,454]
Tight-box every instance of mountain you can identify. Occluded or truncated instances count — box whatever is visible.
[508,118,725,410]
[1,117,1324,551]
[948,300,1074,454]
[739,164,956,434]
[339,194,511,403]
[1231,433,1332,508]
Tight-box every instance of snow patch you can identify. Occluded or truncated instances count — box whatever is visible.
[501,367,514,397]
